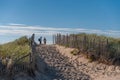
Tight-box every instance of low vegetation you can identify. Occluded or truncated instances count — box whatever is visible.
[70,49,79,55]
[0,36,30,63]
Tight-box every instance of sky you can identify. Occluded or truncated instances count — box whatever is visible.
[0,0,120,44]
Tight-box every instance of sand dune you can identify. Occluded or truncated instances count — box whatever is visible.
[55,45,120,80]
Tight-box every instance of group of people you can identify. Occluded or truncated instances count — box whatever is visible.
[38,36,47,45]
[31,34,47,45]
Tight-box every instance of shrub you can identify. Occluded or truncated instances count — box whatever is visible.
[71,49,79,55]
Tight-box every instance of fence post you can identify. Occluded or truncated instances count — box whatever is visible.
[29,34,36,76]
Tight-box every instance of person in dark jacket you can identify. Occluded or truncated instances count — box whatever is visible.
[38,36,42,44]
[43,37,46,44]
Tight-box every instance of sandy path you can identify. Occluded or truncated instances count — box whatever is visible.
[36,45,91,80]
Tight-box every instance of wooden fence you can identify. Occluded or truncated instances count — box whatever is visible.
[0,34,37,78]
[53,33,120,65]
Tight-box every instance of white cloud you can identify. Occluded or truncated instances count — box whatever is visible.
[9,23,26,26]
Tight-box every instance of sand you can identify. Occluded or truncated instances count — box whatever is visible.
[55,45,120,80]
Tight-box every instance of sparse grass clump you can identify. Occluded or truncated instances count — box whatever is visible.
[71,49,79,55]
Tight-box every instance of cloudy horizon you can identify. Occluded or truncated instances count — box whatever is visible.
[0,23,119,44]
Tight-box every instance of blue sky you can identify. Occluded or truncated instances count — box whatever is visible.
[0,0,120,44]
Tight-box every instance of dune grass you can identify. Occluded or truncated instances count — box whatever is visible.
[0,36,30,63]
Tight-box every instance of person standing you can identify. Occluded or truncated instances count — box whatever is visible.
[38,36,42,44]
[43,37,46,44]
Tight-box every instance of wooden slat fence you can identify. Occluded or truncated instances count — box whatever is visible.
[53,33,120,65]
